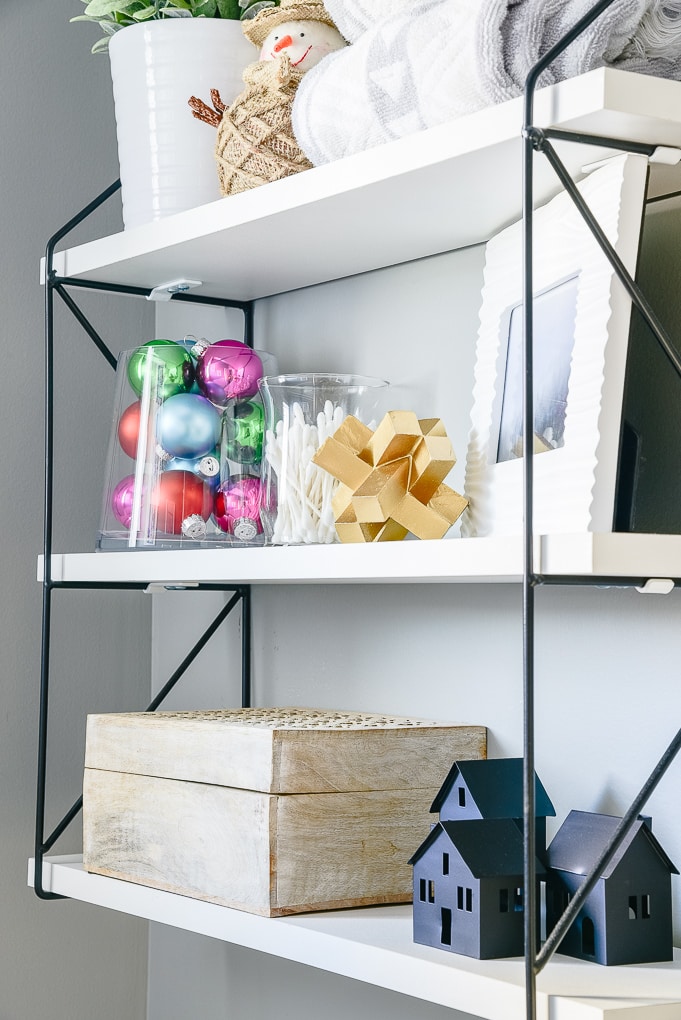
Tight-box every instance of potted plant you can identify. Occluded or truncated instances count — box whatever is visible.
[72,0,278,54]
[72,0,279,228]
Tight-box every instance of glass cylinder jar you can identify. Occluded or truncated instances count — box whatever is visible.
[258,373,389,545]
[98,338,276,550]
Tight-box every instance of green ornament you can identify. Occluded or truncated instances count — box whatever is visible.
[127,339,194,401]
[223,400,264,464]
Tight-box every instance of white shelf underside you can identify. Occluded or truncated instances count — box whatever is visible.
[29,857,681,1020]
[46,69,681,302]
[40,533,681,586]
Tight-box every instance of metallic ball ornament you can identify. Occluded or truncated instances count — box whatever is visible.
[127,339,194,400]
[111,474,137,528]
[117,401,142,459]
[156,393,221,459]
[151,470,213,536]
[223,400,265,464]
[195,339,263,406]
[214,475,264,541]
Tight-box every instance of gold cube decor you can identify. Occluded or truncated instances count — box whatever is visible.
[311,410,468,542]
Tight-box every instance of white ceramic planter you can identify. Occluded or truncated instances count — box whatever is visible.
[109,19,254,230]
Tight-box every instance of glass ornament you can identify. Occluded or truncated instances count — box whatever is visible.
[111,474,137,528]
[223,400,265,464]
[117,401,142,459]
[195,338,264,406]
[156,393,221,459]
[127,339,194,400]
[214,475,264,541]
[164,451,221,490]
[151,470,213,536]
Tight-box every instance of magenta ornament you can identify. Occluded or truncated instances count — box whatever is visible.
[214,475,264,541]
[111,475,137,529]
[196,339,263,406]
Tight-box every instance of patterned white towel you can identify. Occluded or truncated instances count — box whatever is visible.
[293,0,681,166]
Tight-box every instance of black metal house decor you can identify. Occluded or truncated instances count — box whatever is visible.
[410,758,555,960]
[546,810,678,966]
[410,760,678,966]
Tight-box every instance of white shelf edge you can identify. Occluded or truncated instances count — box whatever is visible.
[36,533,681,587]
[29,857,681,1020]
[42,69,681,302]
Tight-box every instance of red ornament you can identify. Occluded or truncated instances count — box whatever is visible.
[151,470,213,535]
[118,401,142,459]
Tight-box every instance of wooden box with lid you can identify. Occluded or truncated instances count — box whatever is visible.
[83,707,486,916]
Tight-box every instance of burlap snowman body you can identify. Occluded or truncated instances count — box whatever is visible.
[189,0,346,197]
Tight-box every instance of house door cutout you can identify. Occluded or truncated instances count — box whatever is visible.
[441,907,452,946]
[582,916,595,956]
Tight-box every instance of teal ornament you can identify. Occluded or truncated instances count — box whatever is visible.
[223,400,265,465]
[127,339,194,400]
[165,450,221,490]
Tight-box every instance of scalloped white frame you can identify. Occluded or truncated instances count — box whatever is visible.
[462,153,650,538]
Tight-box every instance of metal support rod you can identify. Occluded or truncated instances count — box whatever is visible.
[241,586,252,708]
[522,0,622,1011]
[540,127,657,156]
[39,586,247,860]
[55,284,118,370]
[146,589,244,712]
[537,726,681,970]
[532,133,681,379]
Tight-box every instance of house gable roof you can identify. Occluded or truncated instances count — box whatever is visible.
[409,818,547,878]
[547,810,679,879]
[430,757,556,819]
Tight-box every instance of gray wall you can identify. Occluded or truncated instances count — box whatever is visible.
[1,3,150,1018]
[148,234,681,1018]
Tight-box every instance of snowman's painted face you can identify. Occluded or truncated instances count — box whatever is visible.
[259,19,346,71]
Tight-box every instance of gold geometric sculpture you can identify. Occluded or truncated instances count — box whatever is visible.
[311,410,468,542]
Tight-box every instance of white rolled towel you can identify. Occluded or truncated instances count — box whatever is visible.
[323,0,414,42]
[293,0,681,167]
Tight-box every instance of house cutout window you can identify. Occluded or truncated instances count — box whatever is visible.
[642,894,651,919]
[465,888,473,912]
[582,916,595,956]
[428,880,435,903]
[499,888,509,913]
[441,907,452,946]
[513,887,523,912]
[457,886,464,910]
[629,895,638,920]
[442,852,449,875]
[458,786,466,808]
[419,878,427,902]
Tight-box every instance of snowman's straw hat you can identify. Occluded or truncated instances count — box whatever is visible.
[242,0,340,49]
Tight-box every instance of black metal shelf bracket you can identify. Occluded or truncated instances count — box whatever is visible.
[36,182,256,900]
[522,1,681,1014]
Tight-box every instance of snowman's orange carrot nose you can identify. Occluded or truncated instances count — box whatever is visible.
[273,34,293,52]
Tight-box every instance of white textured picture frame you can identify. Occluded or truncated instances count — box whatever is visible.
[462,153,649,538]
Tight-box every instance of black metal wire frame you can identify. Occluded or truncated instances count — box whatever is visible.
[35,181,256,899]
[522,0,681,1013]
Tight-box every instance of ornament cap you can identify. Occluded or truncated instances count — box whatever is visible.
[233,517,259,542]
[191,337,210,358]
[181,514,207,540]
[198,455,220,478]
[156,444,172,462]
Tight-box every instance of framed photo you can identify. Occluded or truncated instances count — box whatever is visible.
[462,153,650,538]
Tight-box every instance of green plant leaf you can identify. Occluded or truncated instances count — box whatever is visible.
[84,0,139,16]
[192,0,218,16]
[91,36,112,51]
[216,0,241,18]
[132,5,160,18]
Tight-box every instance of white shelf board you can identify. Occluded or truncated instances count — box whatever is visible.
[38,533,681,587]
[45,69,681,302]
[29,856,681,1020]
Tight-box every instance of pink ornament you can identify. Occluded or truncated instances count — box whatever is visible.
[111,475,137,529]
[214,475,264,541]
[196,339,263,406]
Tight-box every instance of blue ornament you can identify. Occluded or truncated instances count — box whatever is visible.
[156,393,221,459]
[165,450,221,490]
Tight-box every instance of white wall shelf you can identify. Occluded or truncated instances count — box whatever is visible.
[29,856,681,1020]
[45,69,681,302]
[39,533,681,587]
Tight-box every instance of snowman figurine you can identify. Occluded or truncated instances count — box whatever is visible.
[189,0,346,197]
